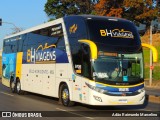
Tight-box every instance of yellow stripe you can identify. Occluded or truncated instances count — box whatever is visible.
[109,101,135,104]
[89,79,144,88]
[76,70,81,73]
[35,61,56,64]
[78,39,98,59]
[16,52,23,79]
[142,43,158,62]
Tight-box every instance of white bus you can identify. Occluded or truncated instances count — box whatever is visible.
[2,15,158,106]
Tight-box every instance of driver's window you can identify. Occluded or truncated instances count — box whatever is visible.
[81,44,91,78]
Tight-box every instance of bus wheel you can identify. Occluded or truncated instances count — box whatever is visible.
[60,84,75,107]
[10,79,16,93]
[16,80,24,95]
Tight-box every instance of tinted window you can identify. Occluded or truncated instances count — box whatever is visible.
[65,17,91,78]
[57,37,66,51]
[87,19,141,53]
[3,37,19,53]
[17,36,24,52]
[65,17,87,39]
[22,23,64,52]
[70,39,82,75]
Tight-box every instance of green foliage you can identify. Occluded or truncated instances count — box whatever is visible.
[123,0,159,28]
[44,0,159,26]
[44,0,94,19]
[153,66,160,80]
[145,66,160,80]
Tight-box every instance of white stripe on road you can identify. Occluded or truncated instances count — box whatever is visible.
[56,108,94,119]
[0,92,14,97]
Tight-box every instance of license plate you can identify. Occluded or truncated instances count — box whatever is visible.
[118,99,128,103]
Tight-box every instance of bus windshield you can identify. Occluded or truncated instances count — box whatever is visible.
[86,18,143,84]
[92,52,143,84]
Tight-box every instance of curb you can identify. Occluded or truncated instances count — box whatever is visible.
[148,95,160,104]
[144,81,160,90]
[145,86,160,90]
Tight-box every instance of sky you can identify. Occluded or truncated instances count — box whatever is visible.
[0,0,48,49]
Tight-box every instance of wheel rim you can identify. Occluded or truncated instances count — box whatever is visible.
[17,82,21,92]
[62,88,69,103]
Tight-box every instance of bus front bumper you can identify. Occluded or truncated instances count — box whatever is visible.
[88,91,145,106]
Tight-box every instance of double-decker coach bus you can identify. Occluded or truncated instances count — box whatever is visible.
[2,15,158,106]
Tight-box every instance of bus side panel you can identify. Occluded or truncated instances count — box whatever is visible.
[21,64,32,92]
[55,63,71,98]
[21,64,43,94]
[42,64,56,97]
[21,64,56,97]
[2,53,17,87]
[81,78,90,104]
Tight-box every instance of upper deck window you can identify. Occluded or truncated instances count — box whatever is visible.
[87,19,141,53]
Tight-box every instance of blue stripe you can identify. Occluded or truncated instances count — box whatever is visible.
[96,83,144,92]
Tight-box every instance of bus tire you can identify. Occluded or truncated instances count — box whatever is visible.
[10,78,16,93]
[60,84,75,107]
[16,80,24,95]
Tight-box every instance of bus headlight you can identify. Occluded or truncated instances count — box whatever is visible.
[95,87,107,94]
[137,88,144,93]
[85,82,108,94]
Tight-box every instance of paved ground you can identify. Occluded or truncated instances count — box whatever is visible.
[144,80,160,104]
[0,80,159,120]
[145,87,160,96]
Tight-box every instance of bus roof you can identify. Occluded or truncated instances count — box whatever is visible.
[65,15,130,22]
[4,15,132,40]
[4,17,63,40]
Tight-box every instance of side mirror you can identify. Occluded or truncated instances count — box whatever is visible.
[141,43,158,62]
[78,39,98,60]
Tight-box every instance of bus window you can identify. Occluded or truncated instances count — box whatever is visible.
[56,37,66,51]
[65,17,87,39]
[17,35,25,52]
[65,17,89,77]
[3,40,7,53]
[81,44,91,78]
[87,19,141,53]
[70,42,91,79]
[70,42,82,75]
[3,38,18,53]
[10,40,18,53]
[28,23,64,51]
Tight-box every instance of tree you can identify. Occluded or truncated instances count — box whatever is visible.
[94,0,159,29]
[94,0,123,17]
[44,0,159,30]
[123,0,159,29]
[44,0,94,19]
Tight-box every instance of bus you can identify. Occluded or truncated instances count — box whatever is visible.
[2,15,158,106]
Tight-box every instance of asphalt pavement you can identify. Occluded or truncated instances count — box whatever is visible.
[0,80,159,120]
[145,87,160,96]
[145,87,160,104]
